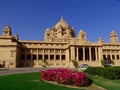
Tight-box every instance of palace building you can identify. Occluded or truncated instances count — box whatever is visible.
[0,17,120,68]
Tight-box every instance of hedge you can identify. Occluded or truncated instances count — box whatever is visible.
[86,67,120,80]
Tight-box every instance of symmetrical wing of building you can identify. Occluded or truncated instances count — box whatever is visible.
[0,17,120,68]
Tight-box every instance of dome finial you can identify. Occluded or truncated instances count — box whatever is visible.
[60,16,64,21]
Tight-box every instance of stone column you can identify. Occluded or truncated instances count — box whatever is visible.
[54,50,56,61]
[47,50,50,61]
[83,47,85,61]
[89,47,91,61]
[76,47,79,61]
[31,49,32,61]
[70,46,75,60]
[98,47,102,66]
[60,50,61,61]
[66,49,69,61]
[37,49,39,66]
[115,51,117,60]
[43,49,45,60]
[98,47,102,61]
[54,50,56,66]
[106,50,107,59]
[37,49,38,60]
[110,50,112,60]
[66,49,70,68]
[95,47,98,61]
[119,51,120,60]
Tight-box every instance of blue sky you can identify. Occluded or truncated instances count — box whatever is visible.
[0,0,120,42]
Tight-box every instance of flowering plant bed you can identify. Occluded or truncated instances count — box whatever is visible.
[41,68,90,87]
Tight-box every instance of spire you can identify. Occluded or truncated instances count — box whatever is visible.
[60,16,65,21]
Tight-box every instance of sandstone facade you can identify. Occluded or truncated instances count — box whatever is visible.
[0,17,120,68]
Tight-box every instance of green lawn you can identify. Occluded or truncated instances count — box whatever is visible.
[88,74,120,90]
[1,72,119,90]
[0,72,84,90]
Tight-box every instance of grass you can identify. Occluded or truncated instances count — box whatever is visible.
[1,71,120,90]
[0,72,84,90]
[88,74,120,90]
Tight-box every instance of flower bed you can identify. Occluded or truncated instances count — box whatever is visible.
[41,68,90,87]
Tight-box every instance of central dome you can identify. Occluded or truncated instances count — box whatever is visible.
[55,16,70,28]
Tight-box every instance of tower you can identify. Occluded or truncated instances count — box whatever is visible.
[78,30,87,41]
[3,25,12,36]
[110,30,119,43]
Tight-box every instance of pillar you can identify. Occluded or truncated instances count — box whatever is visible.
[43,49,45,60]
[83,47,85,61]
[89,47,91,61]
[70,46,75,60]
[115,51,117,60]
[76,47,79,61]
[60,50,62,62]
[95,47,98,61]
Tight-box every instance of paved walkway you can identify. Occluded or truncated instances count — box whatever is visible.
[0,67,46,76]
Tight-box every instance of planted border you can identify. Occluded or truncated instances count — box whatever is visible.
[41,68,90,87]
[86,67,120,80]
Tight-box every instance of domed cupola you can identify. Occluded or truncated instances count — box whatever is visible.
[55,16,70,29]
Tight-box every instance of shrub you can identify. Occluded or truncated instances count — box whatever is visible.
[41,68,90,87]
[71,60,79,68]
[86,67,120,80]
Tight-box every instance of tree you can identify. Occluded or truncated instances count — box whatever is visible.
[101,59,114,67]
[71,60,79,68]
[41,59,49,68]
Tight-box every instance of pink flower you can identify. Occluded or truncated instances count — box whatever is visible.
[40,68,90,87]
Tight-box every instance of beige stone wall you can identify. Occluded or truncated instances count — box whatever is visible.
[0,19,120,68]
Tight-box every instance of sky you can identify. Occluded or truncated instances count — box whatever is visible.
[0,0,120,42]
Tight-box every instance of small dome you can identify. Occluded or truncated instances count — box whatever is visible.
[45,28,50,32]
[55,16,70,28]
[111,30,116,34]
[110,30,117,37]
[4,25,11,31]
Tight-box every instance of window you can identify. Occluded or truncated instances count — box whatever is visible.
[50,55,54,60]
[38,55,42,60]
[117,55,119,60]
[61,50,65,53]
[61,55,65,60]
[44,55,48,60]
[27,54,31,60]
[44,50,48,53]
[56,55,60,60]
[39,50,43,53]
[50,50,54,53]
[82,35,85,38]
[103,55,106,60]
[112,55,115,60]
[26,49,31,53]
[21,54,25,60]
[33,54,37,60]
[11,50,16,57]
[32,49,37,53]
[56,50,60,53]
[107,55,111,59]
